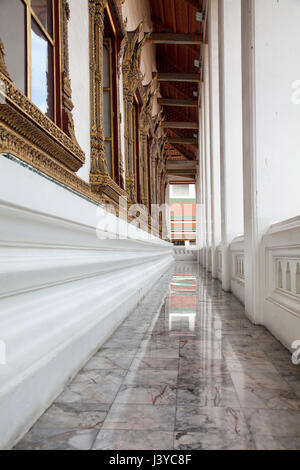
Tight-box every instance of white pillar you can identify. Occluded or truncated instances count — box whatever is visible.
[165,184,171,241]
[195,163,202,263]
[218,0,244,291]
[241,0,300,323]
[203,45,212,271]
[200,82,207,267]
[208,0,221,279]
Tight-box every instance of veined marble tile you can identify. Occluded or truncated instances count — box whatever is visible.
[123,369,178,387]
[244,409,300,436]
[230,369,291,391]
[177,376,240,408]
[56,370,126,405]
[174,431,255,450]
[234,385,300,410]
[15,403,109,450]
[102,404,176,431]
[175,406,250,436]
[252,435,300,450]
[130,357,179,371]
[16,429,99,450]
[73,369,127,384]
[114,384,177,405]
[179,341,224,361]
[92,349,135,369]
[103,336,142,350]
[93,430,174,450]
[16,262,299,451]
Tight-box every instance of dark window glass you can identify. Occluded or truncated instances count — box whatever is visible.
[0,0,26,93]
[103,39,112,178]
[31,19,54,119]
[31,0,53,36]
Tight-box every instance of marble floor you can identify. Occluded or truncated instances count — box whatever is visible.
[16,262,300,450]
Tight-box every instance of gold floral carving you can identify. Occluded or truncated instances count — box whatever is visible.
[61,0,78,143]
[139,79,159,208]
[89,0,127,204]
[89,0,108,177]
[0,123,105,205]
[0,72,85,170]
[122,22,150,203]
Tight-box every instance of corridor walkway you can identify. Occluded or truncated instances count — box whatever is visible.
[16,263,300,450]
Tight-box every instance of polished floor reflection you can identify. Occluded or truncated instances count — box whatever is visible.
[16,262,300,450]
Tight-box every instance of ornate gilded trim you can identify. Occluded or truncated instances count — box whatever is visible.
[89,0,108,179]
[122,22,150,203]
[61,0,78,143]
[139,79,159,208]
[0,124,101,203]
[0,71,85,170]
[109,0,127,37]
[89,0,128,204]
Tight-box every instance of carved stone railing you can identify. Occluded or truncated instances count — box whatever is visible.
[264,217,300,347]
[173,246,198,261]
[217,243,222,281]
[230,235,245,304]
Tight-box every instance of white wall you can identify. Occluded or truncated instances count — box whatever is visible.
[253,0,300,226]
[69,0,91,182]
[242,0,300,324]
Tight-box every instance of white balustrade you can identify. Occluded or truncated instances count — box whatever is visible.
[263,216,300,348]
[217,244,222,281]
[173,246,198,261]
[230,236,245,304]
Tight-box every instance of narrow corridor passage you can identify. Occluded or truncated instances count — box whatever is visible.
[16,263,300,450]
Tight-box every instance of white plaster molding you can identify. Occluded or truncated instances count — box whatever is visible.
[0,157,174,449]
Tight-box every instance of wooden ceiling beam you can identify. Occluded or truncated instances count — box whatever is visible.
[147,33,201,45]
[154,72,200,83]
[151,16,199,56]
[166,141,195,161]
[168,137,198,145]
[158,98,198,107]
[163,121,199,129]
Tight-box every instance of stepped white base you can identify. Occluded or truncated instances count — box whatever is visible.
[0,156,174,449]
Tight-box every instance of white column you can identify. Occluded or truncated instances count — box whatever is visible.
[195,163,202,263]
[208,0,221,279]
[203,44,212,271]
[241,0,300,324]
[165,184,171,241]
[218,0,244,291]
[200,82,207,267]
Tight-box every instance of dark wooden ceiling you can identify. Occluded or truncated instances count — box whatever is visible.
[149,0,203,165]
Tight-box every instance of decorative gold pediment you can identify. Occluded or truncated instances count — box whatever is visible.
[140,79,159,132]
[123,21,150,96]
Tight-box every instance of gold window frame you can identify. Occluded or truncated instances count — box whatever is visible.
[0,0,86,179]
[89,0,127,205]
[23,0,56,119]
